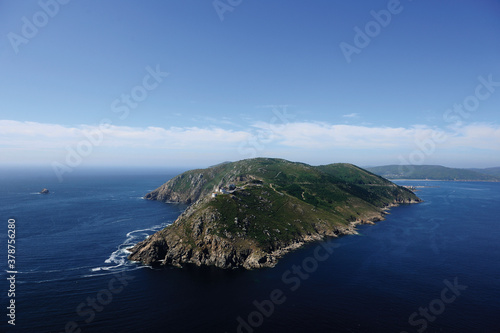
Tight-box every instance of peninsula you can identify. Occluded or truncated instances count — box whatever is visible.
[128,158,421,269]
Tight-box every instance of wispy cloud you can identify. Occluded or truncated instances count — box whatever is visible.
[1,119,499,166]
[0,120,250,150]
[251,121,424,149]
[445,122,500,150]
[250,121,500,152]
[342,113,359,118]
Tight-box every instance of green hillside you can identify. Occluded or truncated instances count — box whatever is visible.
[366,165,500,181]
[468,167,500,179]
[129,158,421,269]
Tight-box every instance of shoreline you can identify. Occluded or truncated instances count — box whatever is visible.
[389,179,499,182]
[129,158,424,270]
[129,198,421,270]
[227,199,423,268]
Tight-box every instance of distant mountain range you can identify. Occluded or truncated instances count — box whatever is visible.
[366,165,500,181]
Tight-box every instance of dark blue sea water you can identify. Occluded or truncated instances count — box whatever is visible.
[1,170,500,333]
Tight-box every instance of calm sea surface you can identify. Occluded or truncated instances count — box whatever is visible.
[1,169,499,333]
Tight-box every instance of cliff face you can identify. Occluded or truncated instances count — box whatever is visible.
[129,158,422,269]
[128,204,278,269]
[129,189,361,269]
[143,161,269,205]
[144,172,209,204]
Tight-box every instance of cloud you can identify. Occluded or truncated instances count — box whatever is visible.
[1,119,499,167]
[445,123,500,150]
[342,113,359,118]
[0,120,251,150]
[251,121,424,149]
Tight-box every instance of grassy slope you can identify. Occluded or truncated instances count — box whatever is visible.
[153,158,420,251]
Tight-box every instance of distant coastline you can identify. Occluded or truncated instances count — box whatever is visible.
[389,179,499,182]
[367,165,500,182]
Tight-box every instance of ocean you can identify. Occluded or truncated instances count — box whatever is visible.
[1,169,499,333]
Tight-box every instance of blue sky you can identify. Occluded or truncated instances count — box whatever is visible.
[1,0,500,172]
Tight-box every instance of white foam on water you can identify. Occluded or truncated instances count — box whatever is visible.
[83,265,145,278]
[90,222,171,273]
[14,265,96,275]
[33,277,69,284]
[111,218,133,224]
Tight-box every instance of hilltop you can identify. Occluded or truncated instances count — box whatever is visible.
[366,165,500,181]
[128,158,421,269]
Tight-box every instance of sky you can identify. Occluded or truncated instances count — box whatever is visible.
[1,0,500,173]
